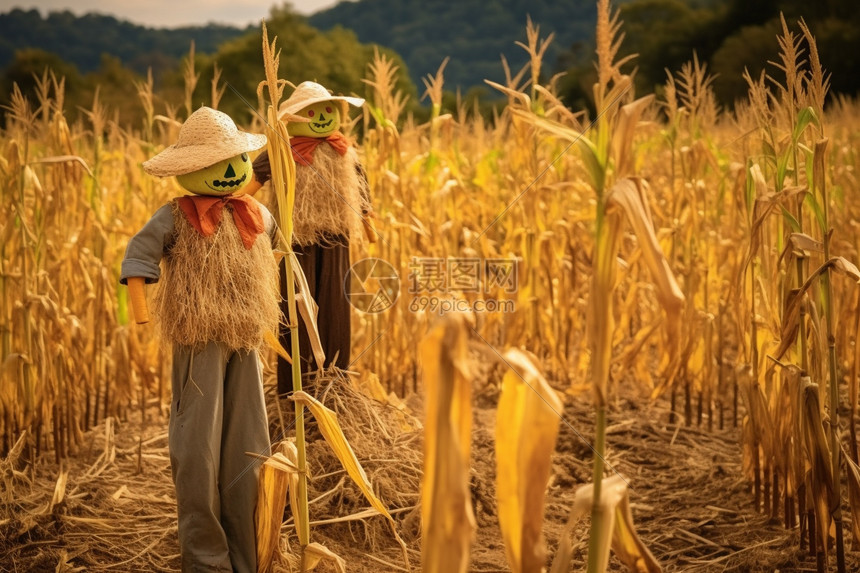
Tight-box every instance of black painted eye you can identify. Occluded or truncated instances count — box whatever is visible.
[241,152,248,162]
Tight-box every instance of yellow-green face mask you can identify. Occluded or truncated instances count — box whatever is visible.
[288,102,341,138]
[175,152,252,196]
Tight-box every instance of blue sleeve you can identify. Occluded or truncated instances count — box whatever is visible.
[119,204,175,285]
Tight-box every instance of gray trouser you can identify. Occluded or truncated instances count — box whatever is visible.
[169,342,271,573]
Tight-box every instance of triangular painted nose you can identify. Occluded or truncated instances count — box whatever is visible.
[224,163,236,178]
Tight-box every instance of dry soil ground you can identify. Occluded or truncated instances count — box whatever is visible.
[2,370,859,572]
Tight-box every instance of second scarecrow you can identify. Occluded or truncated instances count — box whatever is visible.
[249,80,371,395]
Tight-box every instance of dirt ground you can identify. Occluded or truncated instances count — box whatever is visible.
[2,368,859,573]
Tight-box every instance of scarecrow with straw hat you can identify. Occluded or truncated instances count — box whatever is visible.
[247,80,372,395]
[120,106,279,573]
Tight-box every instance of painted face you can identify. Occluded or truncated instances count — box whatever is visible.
[175,152,252,196]
[288,101,341,138]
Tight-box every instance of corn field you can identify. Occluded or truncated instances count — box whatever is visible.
[4,1,860,571]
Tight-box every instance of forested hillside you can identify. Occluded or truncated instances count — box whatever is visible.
[309,0,601,96]
[1,0,859,127]
[310,0,860,108]
[0,6,412,127]
[0,9,251,78]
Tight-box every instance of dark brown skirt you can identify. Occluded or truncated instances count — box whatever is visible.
[277,237,351,395]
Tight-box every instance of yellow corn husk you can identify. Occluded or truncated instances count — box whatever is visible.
[495,348,563,573]
[419,313,475,573]
[255,440,299,573]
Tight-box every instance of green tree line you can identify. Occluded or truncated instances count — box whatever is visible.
[0,5,414,129]
[2,0,859,130]
[559,0,860,110]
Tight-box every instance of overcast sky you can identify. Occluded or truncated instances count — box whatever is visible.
[0,1,342,28]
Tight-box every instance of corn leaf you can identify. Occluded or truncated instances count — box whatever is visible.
[613,95,654,177]
[419,314,475,573]
[612,486,662,573]
[255,441,298,573]
[290,391,410,568]
[800,379,833,558]
[290,391,392,522]
[496,348,563,573]
[606,178,684,396]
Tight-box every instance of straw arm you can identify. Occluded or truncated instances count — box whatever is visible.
[126,276,150,324]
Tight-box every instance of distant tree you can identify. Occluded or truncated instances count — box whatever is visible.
[85,54,149,125]
[0,48,84,122]
[174,5,416,124]
[556,0,860,111]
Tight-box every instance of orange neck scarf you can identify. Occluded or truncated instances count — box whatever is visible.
[290,132,351,166]
[177,194,264,250]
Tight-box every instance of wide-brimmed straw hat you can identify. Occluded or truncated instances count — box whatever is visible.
[278,81,365,119]
[143,107,267,177]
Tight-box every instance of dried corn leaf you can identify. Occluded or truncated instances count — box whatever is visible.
[290,251,326,369]
[48,468,69,514]
[612,486,662,573]
[606,179,684,396]
[788,232,824,255]
[264,330,292,364]
[419,314,475,573]
[290,391,391,521]
[606,178,684,328]
[30,155,93,177]
[774,365,803,498]
[776,256,860,360]
[304,542,347,573]
[290,390,410,568]
[550,475,660,573]
[800,378,833,558]
[496,348,563,573]
[613,95,654,177]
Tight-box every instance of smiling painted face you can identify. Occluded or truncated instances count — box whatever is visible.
[175,152,252,196]
[288,101,341,138]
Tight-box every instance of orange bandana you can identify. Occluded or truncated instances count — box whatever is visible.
[290,132,351,166]
[177,194,264,250]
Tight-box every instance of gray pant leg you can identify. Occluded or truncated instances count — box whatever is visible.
[220,349,271,573]
[170,342,232,573]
